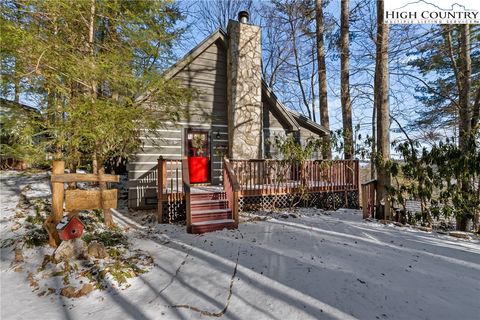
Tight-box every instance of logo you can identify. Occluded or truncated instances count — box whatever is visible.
[384,0,480,24]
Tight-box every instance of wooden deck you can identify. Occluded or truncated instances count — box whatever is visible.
[157,157,360,233]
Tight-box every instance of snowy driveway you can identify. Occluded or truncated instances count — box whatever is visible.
[1,171,480,320]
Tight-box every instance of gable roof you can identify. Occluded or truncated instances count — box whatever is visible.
[164,29,227,80]
[288,110,330,136]
[164,29,329,137]
[261,80,299,131]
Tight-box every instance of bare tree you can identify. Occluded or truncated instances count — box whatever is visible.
[261,7,291,89]
[193,0,254,35]
[315,0,331,159]
[374,0,391,219]
[340,0,353,159]
[263,0,319,120]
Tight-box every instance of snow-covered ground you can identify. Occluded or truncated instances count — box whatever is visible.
[1,171,480,320]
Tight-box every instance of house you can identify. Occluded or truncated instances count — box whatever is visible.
[128,12,328,207]
[127,12,359,233]
[0,98,42,169]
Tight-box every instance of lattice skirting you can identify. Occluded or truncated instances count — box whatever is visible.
[239,190,359,212]
[161,200,186,223]
[160,190,359,222]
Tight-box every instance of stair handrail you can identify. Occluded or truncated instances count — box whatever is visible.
[223,157,240,227]
[181,156,192,232]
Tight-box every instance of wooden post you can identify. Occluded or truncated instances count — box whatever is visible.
[182,157,192,233]
[99,166,113,227]
[44,160,65,247]
[157,156,164,223]
[233,190,239,227]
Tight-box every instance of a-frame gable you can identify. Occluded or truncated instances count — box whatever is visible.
[164,29,227,80]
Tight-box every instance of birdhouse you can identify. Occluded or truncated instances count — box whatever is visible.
[56,216,85,241]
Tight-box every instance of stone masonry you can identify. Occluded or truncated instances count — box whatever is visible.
[227,18,263,159]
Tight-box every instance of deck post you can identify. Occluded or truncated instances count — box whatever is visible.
[157,156,164,223]
[182,157,192,233]
[223,157,240,227]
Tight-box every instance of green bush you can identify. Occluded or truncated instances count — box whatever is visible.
[83,229,128,247]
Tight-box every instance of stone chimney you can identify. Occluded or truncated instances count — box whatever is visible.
[227,11,263,159]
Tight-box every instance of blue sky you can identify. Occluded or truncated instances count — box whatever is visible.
[174,0,432,158]
[12,0,459,158]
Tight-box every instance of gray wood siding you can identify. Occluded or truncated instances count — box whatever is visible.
[176,40,227,126]
[128,39,228,209]
[262,100,289,159]
[298,127,322,159]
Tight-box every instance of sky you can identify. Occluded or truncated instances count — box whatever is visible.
[11,0,466,159]
[174,0,431,158]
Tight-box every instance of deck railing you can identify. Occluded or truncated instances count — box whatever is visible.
[361,179,377,219]
[223,158,240,227]
[229,159,360,196]
[157,157,183,222]
[157,157,361,221]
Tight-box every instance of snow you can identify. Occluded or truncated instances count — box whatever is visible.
[2,171,480,320]
[56,216,70,230]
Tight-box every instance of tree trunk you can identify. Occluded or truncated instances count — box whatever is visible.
[14,59,20,103]
[374,0,391,220]
[289,19,312,120]
[340,0,353,160]
[471,86,480,129]
[315,0,331,159]
[92,152,98,175]
[458,24,472,231]
[442,25,474,231]
[456,216,471,232]
[458,24,471,150]
[371,100,376,180]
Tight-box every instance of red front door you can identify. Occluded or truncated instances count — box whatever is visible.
[187,131,210,183]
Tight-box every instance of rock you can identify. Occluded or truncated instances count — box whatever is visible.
[417,226,432,232]
[280,214,289,219]
[11,222,21,231]
[60,286,76,298]
[449,231,470,240]
[54,238,86,262]
[87,241,107,259]
[249,216,267,222]
[393,222,404,227]
[76,283,94,297]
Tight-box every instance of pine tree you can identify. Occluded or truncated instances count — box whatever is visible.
[1,0,192,170]
[409,24,479,229]
[408,25,479,137]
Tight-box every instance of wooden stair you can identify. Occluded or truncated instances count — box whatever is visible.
[189,192,236,234]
